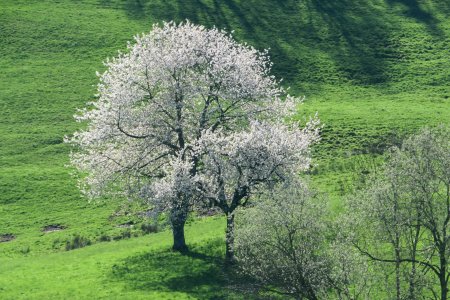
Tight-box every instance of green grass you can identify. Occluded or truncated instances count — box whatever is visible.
[0,217,252,299]
[1,0,449,298]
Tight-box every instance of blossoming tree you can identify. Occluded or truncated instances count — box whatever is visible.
[67,21,317,252]
[195,119,319,262]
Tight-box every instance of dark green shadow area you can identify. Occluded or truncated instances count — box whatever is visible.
[110,238,256,299]
[110,0,393,86]
[100,0,449,90]
[386,0,445,34]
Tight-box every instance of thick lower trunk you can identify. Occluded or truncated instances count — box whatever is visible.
[439,263,447,300]
[225,212,236,265]
[440,279,447,300]
[170,203,188,252]
[172,219,188,252]
[439,245,448,300]
[441,284,448,300]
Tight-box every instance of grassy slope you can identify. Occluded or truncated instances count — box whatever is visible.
[0,0,449,298]
[0,217,245,299]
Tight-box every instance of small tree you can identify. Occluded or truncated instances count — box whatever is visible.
[194,120,319,263]
[346,177,410,299]
[329,240,375,300]
[346,126,450,300]
[67,21,301,252]
[234,181,332,299]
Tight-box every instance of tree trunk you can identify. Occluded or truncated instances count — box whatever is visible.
[172,218,188,252]
[394,230,402,300]
[439,251,447,300]
[395,244,401,300]
[393,195,401,300]
[409,260,417,300]
[225,212,236,265]
[408,223,420,300]
[170,201,188,252]
[440,276,447,300]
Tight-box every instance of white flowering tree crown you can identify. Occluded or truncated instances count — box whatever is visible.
[66,21,319,251]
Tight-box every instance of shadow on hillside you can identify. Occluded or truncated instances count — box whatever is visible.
[386,0,444,35]
[303,0,394,84]
[123,0,146,19]
[99,0,448,88]
[110,238,254,298]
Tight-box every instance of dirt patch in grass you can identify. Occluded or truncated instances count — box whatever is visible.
[0,234,16,242]
[43,224,66,233]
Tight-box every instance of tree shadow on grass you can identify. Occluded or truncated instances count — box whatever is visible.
[110,238,254,299]
[123,0,146,20]
[98,0,449,90]
[386,0,444,35]
[98,0,395,86]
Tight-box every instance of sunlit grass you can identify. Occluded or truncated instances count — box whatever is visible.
[1,0,449,298]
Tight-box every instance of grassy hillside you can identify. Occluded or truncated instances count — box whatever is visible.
[1,0,449,298]
[0,217,253,299]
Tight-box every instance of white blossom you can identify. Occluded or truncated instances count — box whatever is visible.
[66,21,317,251]
[194,119,320,209]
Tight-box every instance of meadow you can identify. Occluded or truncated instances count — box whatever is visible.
[1,0,449,298]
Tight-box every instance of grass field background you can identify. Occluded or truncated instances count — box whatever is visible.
[1,0,449,298]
